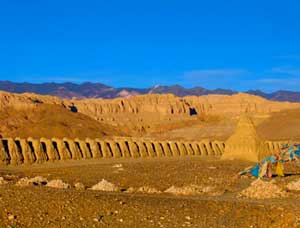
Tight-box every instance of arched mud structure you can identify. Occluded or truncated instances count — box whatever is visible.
[0,137,287,166]
[40,138,60,162]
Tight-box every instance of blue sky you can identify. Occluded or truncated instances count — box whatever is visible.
[1,0,300,92]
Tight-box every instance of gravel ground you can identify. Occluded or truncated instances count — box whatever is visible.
[1,157,300,228]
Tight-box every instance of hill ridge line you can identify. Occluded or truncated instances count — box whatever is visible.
[1,80,300,102]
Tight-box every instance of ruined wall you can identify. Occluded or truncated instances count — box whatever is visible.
[0,137,225,166]
[0,137,289,166]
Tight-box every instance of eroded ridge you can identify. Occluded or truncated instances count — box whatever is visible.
[0,137,225,165]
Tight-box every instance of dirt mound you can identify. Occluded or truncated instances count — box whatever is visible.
[46,179,71,189]
[89,179,119,192]
[239,179,287,199]
[16,176,48,187]
[286,179,300,191]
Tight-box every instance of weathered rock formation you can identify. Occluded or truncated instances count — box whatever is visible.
[2,91,300,128]
[2,90,300,141]
[185,93,300,115]
[0,91,61,110]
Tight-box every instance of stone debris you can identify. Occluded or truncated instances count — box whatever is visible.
[74,182,85,190]
[112,164,123,168]
[239,179,287,199]
[137,186,161,194]
[125,187,136,193]
[16,176,48,187]
[286,179,300,191]
[164,184,217,196]
[112,164,124,173]
[0,177,8,185]
[7,214,16,221]
[113,168,124,173]
[46,179,71,189]
[125,186,161,194]
[89,179,119,192]
[15,177,33,187]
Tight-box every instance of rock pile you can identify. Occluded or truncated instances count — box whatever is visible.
[16,176,48,187]
[46,179,71,189]
[239,179,287,199]
[89,179,119,192]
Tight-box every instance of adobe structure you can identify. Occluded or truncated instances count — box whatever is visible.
[221,115,285,162]
[0,134,288,166]
[0,137,225,166]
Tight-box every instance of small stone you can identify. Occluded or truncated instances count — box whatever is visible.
[8,214,15,220]
[112,164,123,168]
[74,182,85,190]
[0,177,8,185]
[106,211,114,216]
[46,179,70,189]
[125,187,136,193]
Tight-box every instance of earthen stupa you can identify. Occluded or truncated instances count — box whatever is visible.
[221,115,267,162]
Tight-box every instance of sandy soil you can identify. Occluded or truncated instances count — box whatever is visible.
[1,157,300,227]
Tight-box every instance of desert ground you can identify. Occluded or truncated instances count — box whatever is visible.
[2,91,300,227]
[1,157,300,228]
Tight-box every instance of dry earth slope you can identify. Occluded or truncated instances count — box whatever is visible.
[0,91,127,139]
[2,90,300,140]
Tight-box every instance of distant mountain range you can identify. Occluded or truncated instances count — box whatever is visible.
[1,80,300,102]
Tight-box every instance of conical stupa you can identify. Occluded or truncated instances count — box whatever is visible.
[221,115,268,162]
